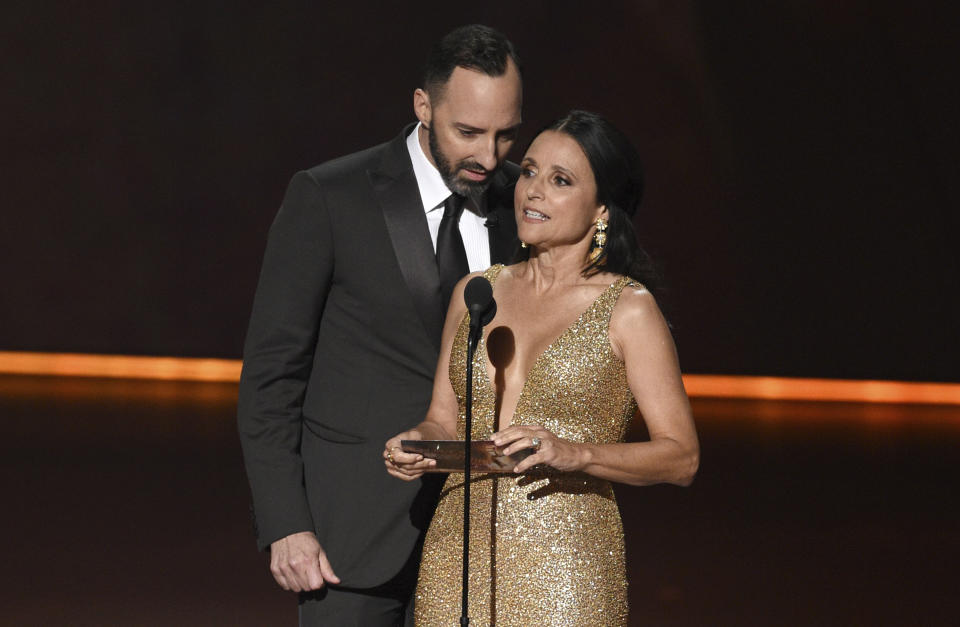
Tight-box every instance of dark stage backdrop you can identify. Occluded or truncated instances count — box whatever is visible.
[3,2,957,381]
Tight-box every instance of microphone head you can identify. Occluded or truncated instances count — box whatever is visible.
[464,276,493,312]
[464,276,496,329]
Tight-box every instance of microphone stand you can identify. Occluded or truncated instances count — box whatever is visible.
[460,276,495,626]
[461,320,479,626]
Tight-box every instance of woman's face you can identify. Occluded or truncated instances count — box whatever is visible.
[514,130,606,252]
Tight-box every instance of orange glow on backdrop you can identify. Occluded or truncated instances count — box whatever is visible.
[0,351,958,405]
[0,351,241,382]
[681,374,960,405]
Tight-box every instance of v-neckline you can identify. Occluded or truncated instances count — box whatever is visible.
[475,275,624,430]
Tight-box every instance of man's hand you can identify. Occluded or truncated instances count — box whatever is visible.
[269,531,340,592]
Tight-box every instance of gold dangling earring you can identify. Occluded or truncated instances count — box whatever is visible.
[588,217,608,262]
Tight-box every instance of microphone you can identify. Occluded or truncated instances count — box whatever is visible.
[464,276,497,334]
[460,275,497,624]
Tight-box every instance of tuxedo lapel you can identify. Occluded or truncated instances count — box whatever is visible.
[369,130,445,349]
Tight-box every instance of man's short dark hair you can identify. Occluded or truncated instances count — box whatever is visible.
[422,24,522,102]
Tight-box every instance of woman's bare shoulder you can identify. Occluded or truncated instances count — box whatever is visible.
[610,281,665,336]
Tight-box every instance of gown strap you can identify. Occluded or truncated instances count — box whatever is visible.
[481,263,505,285]
[597,275,645,321]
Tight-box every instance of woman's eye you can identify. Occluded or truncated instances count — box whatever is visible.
[521,167,535,177]
[553,175,570,186]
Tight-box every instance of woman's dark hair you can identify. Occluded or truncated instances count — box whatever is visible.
[519,110,660,289]
[422,25,522,102]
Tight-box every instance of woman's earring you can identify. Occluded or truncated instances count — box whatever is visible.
[520,241,528,248]
[588,217,608,261]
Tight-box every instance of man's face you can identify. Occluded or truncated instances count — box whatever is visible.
[415,60,523,196]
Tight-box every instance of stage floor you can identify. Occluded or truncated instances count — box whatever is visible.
[1,375,957,626]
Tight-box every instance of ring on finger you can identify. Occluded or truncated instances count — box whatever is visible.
[531,437,542,451]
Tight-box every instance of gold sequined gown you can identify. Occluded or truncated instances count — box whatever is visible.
[415,265,638,626]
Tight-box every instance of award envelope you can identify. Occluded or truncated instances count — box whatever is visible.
[400,440,534,473]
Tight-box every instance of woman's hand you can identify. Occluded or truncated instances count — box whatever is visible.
[383,429,437,481]
[493,424,585,474]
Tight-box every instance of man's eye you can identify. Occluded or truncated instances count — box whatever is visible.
[459,129,476,137]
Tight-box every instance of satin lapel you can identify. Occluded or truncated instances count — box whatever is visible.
[485,163,520,265]
[369,133,444,349]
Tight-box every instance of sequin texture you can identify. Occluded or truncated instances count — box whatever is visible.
[415,265,638,626]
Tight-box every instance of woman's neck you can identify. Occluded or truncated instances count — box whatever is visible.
[520,245,592,292]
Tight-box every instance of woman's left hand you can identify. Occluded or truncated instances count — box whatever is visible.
[492,424,585,474]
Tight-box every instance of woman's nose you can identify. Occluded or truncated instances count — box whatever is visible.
[525,177,543,199]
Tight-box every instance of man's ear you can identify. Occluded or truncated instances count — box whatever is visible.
[413,88,432,129]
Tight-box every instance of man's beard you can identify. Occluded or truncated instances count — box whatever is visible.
[428,126,495,197]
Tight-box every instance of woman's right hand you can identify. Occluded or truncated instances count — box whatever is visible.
[383,429,437,481]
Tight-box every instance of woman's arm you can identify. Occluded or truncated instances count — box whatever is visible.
[496,287,700,486]
[383,272,480,480]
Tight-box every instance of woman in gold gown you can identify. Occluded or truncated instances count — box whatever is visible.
[384,110,700,626]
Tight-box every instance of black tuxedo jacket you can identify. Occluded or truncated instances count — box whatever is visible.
[238,126,519,587]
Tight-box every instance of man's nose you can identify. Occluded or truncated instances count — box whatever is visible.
[475,137,498,171]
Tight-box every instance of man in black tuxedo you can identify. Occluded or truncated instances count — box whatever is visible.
[238,25,523,625]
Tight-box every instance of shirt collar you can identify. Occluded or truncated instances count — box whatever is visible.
[406,122,454,213]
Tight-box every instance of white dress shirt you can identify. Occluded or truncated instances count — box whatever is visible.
[406,123,491,273]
